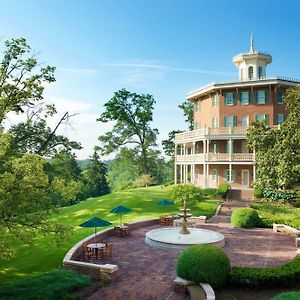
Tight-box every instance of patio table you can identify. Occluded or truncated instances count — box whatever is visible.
[87,242,106,259]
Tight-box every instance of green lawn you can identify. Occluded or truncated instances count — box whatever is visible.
[251,201,300,228]
[0,186,220,284]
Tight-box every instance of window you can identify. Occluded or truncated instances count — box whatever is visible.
[242,115,249,127]
[224,92,235,106]
[240,92,250,105]
[194,101,200,112]
[211,169,217,182]
[277,91,283,104]
[256,90,267,104]
[277,113,284,124]
[258,66,263,79]
[212,95,218,107]
[194,121,200,129]
[212,143,218,154]
[255,114,269,125]
[212,116,218,128]
[248,66,253,80]
[224,115,237,127]
[223,169,236,182]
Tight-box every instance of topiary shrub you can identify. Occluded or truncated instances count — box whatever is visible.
[176,245,230,288]
[203,188,217,197]
[253,187,263,199]
[216,183,230,198]
[231,208,260,228]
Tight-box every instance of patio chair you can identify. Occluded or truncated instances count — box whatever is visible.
[124,223,132,235]
[83,241,94,261]
[104,242,113,257]
[114,226,123,237]
[160,216,166,225]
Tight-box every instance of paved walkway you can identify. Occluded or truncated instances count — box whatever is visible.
[86,219,297,300]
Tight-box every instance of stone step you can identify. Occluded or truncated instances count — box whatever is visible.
[187,285,206,300]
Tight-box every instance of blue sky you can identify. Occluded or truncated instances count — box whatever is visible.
[1,0,300,159]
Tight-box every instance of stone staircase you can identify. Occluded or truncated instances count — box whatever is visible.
[218,188,254,217]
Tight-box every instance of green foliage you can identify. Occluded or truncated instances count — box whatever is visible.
[0,269,91,300]
[216,183,230,198]
[229,256,300,288]
[172,184,203,206]
[253,187,263,199]
[246,86,300,189]
[178,101,194,130]
[231,208,260,228]
[97,89,159,174]
[133,174,154,188]
[262,188,296,203]
[203,188,217,197]
[271,292,300,300]
[176,245,230,288]
[162,130,182,157]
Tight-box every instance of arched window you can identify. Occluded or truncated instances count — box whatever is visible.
[258,66,263,79]
[248,66,253,80]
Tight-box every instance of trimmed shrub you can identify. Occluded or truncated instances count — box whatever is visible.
[172,184,203,206]
[271,292,300,300]
[262,188,296,203]
[229,256,300,288]
[231,208,260,228]
[253,187,263,199]
[216,183,230,198]
[203,188,217,197]
[176,245,230,288]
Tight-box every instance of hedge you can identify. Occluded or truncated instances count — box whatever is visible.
[231,208,261,228]
[176,245,230,289]
[229,256,300,288]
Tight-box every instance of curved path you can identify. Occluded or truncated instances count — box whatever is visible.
[86,218,297,300]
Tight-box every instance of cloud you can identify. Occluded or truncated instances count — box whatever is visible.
[57,67,99,75]
[101,61,236,76]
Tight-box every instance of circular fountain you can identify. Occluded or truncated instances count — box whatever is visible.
[145,200,225,250]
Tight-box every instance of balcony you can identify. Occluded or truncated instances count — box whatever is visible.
[175,127,248,143]
[175,152,254,163]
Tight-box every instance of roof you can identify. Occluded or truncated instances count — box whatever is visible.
[187,76,300,100]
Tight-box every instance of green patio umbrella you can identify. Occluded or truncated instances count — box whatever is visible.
[110,205,132,225]
[157,199,174,215]
[79,216,112,239]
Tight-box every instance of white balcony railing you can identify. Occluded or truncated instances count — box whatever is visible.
[175,152,254,163]
[175,126,248,143]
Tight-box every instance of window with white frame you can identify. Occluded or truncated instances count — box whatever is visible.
[224,115,237,127]
[194,101,200,112]
[240,91,250,105]
[258,66,263,79]
[256,90,267,104]
[277,113,284,124]
[211,169,217,182]
[248,66,253,80]
[255,114,269,125]
[212,95,218,107]
[242,115,249,127]
[224,92,234,106]
[277,91,283,104]
[224,169,236,182]
[212,116,218,128]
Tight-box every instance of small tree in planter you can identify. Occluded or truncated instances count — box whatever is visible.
[172,184,203,207]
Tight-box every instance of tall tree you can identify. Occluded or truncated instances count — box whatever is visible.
[162,130,182,158]
[178,101,194,131]
[247,86,300,189]
[83,149,110,197]
[97,89,159,174]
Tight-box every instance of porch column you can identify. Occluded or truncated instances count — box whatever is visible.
[253,164,256,182]
[203,140,206,160]
[174,144,177,184]
[229,163,232,183]
[229,139,233,161]
[206,164,210,188]
[180,165,183,183]
[203,164,207,187]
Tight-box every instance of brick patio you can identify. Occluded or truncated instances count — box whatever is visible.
[84,218,297,300]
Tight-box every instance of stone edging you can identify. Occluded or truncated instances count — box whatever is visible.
[62,218,159,281]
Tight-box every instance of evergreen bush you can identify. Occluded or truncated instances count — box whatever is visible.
[231,208,260,228]
[262,188,296,203]
[176,245,230,288]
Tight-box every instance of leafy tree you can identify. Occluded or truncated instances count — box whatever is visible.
[178,101,193,130]
[133,174,154,188]
[172,184,203,206]
[83,150,110,197]
[97,89,159,174]
[247,86,300,189]
[0,38,55,125]
[162,130,182,157]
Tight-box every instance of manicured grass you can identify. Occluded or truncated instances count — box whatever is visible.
[0,269,91,300]
[251,202,300,228]
[0,186,221,284]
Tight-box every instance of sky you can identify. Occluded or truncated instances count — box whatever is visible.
[1,0,300,159]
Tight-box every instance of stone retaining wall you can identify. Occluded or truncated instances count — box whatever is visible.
[63,218,159,281]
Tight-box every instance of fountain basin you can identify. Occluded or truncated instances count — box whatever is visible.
[145,227,225,250]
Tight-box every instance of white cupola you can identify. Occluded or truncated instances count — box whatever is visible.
[233,34,272,81]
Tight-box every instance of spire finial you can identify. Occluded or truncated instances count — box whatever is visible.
[250,33,254,53]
